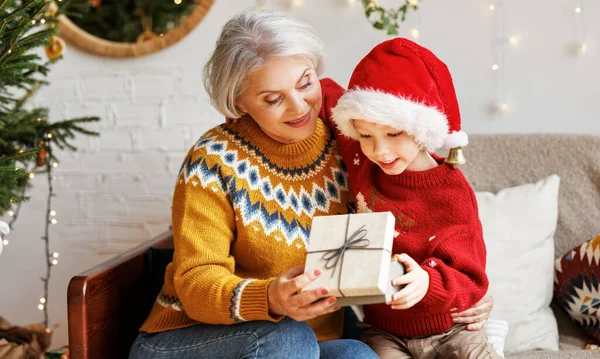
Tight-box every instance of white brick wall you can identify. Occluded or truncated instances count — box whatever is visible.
[0,0,598,348]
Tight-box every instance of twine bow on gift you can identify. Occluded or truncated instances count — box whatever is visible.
[321,225,371,276]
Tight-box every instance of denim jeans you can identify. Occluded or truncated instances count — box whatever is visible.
[128,317,378,359]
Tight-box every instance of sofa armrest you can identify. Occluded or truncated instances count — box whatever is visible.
[67,230,173,359]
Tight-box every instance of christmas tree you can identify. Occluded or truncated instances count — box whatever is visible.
[1,0,98,218]
[0,1,99,350]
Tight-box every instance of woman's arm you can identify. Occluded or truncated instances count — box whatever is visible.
[171,138,340,325]
[171,145,279,324]
[451,290,493,330]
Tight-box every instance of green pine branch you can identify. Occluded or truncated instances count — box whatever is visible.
[0,0,100,215]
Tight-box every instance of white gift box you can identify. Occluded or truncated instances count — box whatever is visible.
[303,212,404,307]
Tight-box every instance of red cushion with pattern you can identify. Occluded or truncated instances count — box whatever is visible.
[554,234,600,344]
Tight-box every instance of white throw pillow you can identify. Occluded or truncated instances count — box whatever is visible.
[475,175,560,353]
[484,319,509,358]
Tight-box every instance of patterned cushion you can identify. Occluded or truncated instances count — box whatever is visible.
[554,234,600,345]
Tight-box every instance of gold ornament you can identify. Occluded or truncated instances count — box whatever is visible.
[445,147,467,168]
[136,30,158,43]
[136,14,157,43]
[45,6,57,18]
[45,36,65,60]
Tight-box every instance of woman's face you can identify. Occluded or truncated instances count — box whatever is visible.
[237,55,322,144]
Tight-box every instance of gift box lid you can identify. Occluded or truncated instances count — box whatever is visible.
[304,212,396,297]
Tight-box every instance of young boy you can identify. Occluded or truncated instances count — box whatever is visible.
[320,38,500,358]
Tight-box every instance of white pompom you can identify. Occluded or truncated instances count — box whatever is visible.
[444,130,469,148]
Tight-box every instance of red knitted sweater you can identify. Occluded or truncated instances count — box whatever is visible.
[319,78,489,337]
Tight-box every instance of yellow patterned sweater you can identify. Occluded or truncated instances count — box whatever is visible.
[140,118,352,342]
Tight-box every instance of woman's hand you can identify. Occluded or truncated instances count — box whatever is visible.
[268,265,340,322]
[451,290,494,330]
[387,254,429,310]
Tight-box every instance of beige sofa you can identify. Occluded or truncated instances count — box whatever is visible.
[66,134,599,359]
[461,134,600,359]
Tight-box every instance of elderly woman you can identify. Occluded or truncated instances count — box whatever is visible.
[129,8,491,359]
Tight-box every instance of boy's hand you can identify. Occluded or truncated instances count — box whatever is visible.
[387,253,429,310]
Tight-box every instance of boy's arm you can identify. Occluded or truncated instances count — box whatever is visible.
[319,78,345,129]
[319,78,371,189]
[418,229,489,313]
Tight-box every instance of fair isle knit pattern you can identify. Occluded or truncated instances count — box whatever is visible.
[182,127,349,247]
[139,118,350,342]
[156,290,184,312]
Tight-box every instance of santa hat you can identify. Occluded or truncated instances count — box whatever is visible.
[331,38,468,152]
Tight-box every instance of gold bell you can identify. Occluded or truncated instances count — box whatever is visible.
[445,146,467,168]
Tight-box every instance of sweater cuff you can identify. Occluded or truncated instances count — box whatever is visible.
[420,266,447,311]
[237,278,283,322]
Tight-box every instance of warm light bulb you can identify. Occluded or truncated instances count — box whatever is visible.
[2,239,8,246]
[572,40,588,55]
[40,19,46,24]
[29,173,35,179]
[50,211,56,216]
[51,219,57,224]
[53,252,59,258]
[509,35,520,46]
[492,64,499,71]
[38,304,44,310]
[292,0,302,7]
[45,328,52,334]
[8,211,14,217]
[497,103,509,113]
[51,259,58,265]
[489,4,495,11]
[31,20,36,25]
[575,7,581,13]
[47,133,52,139]
[40,297,46,303]
[52,162,58,168]
[174,0,182,4]
[407,0,418,6]
[409,28,420,39]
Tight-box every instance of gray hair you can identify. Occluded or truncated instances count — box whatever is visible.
[203,8,325,119]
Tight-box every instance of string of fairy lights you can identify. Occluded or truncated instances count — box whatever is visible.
[4,133,61,332]
[256,0,591,117]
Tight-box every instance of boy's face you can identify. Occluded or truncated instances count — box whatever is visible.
[354,120,422,175]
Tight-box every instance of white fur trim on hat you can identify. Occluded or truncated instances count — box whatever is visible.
[331,89,449,151]
[444,130,468,149]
